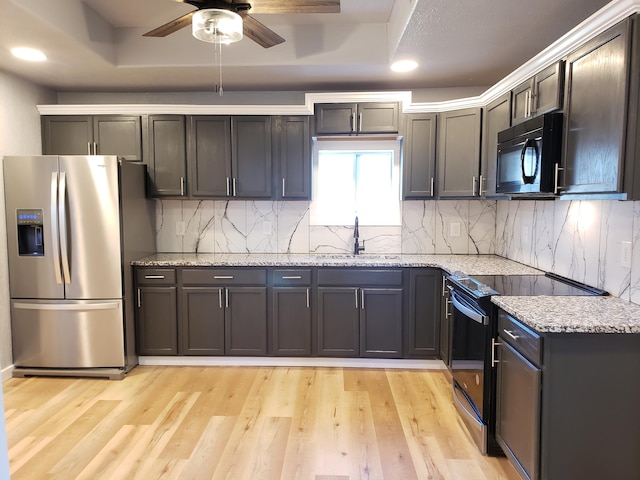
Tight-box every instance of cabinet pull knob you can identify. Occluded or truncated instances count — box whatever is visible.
[282,276,302,279]
[144,275,165,279]
[214,275,234,279]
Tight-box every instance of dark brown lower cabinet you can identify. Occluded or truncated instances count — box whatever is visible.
[137,286,177,355]
[271,287,312,356]
[225,287,268,355]
[317,287,360,356]
[406,269,441,358]
[180,287,225,355]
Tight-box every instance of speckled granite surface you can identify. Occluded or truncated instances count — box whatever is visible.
[132,253,544,276]
[492,295,640,334]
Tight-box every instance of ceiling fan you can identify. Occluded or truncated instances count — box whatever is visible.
[143,0,341,48]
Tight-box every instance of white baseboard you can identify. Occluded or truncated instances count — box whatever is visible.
[138,356,446,370]
[1,366,13,382]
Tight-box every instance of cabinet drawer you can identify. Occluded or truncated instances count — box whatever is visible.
[273,269,311,285]
[317,269,402,286]
[136,268,176,285]
[498,311,542,366]
[181,268,267,285]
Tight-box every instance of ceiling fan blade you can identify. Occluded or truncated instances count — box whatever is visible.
[246,0,340,14]
[240,13,285,48]
[143,11,195,37]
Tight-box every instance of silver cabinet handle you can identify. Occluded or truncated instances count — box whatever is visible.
[354,288,358,309]
[472,175,477,196]
[93,141,98,155]
[232,178,237,197]
[218,288,223,309]
[503,329,520,340]
[479,174,485,196]
[491,338,501,367]
[282,276,302,279]
[441,276,446,296]
[306,288,310,309]
[137,288,141,308]
[226,177,231,196]
[87,142,92,155]
[282,178,286,197]
[351,113,356,133]
[180,177,185,196]
[361,289,365,310]
[144,275,165,279]
[430,177,434,197]
[50,172,63,285]
[225,289,229,308]
[525,90,531,117]
[214,275,234,279]
[554,163,564,194]
[358,112,363,132]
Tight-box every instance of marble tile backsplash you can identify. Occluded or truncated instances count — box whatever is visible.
[155,198,640,305]
[496,199,640,305]
[155,199,496,256]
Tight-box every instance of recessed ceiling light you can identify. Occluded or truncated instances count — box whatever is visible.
[390,60,418,73]
[11,47,47,62]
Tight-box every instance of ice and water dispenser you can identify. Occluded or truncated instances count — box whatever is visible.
[16,209,44,256]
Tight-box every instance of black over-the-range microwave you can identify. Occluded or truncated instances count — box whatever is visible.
[496,112,563,196]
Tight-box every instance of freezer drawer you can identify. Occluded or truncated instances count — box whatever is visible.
[11,299,125,368]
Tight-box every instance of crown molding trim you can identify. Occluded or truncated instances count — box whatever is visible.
[37,0,640,116]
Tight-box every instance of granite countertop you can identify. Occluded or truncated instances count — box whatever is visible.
[132,253,544,276]
[492,295,640,334]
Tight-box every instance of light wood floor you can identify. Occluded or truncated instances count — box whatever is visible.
[3,366,519,480]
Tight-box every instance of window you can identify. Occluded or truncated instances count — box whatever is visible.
[310,139,401,226]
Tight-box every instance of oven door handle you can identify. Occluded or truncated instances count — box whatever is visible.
[450,291,488,325]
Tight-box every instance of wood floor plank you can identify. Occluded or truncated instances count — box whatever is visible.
[4,366,519,479]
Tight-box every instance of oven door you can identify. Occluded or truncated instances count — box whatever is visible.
[450,289,489,452]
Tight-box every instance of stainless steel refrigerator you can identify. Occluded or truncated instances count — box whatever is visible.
[3,155,155,379]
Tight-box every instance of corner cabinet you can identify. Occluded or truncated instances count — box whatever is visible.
[437,108,482,198]
[314,102,400,135]
[559,17,640,199]
[480,93,511,197]
[42,115,142,160]
[402,113,437,198]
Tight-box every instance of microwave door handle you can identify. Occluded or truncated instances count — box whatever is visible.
[520,138,539,185]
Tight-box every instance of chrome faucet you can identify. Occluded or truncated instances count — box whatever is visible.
[353,216,365,255]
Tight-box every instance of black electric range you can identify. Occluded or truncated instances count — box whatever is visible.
[445,271,606,456]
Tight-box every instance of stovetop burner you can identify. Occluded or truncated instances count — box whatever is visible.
[447,271,607,299]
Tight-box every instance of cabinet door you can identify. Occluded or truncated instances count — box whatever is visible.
[136,286,177,355]
[93,116,142,161]
[317,287,360,356]
[532,62,564,117]
[225,286,267,355]
[180,287,225,355]
[275,116,311,199]
[42,116,93,155]
[511,81,533,126]
[402,113,437,198]
[231,116,272,198]
[481,93,511,197]
[272,287,312,356]
[562,20,630,195]
[358,102,399,133]
[145,115,187,197]
[314,103,357,134]
[496,341,541,480]
[187,116,232,197]
[437,108,482,198]
[406,269,440,358]
[360,288,403,358]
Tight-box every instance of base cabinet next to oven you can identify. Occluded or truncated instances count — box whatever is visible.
[495,310,640,480]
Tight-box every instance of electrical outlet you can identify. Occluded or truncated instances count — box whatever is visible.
[449,222,461,237]
[620,241,632,268]
[176,221,185,236]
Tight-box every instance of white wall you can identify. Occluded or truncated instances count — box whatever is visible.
[0,68,54,480]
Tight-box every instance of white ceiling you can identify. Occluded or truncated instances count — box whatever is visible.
[0,0,614,93]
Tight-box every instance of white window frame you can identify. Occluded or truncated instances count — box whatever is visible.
[310,138,402,226]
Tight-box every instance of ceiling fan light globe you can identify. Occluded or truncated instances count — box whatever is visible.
[192,9,243,44]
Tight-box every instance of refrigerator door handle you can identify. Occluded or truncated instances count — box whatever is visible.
[58,171,71,284]
[13,302,120,311]
[50,172,63,285]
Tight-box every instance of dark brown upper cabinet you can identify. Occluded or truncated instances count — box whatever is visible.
[511,61,564,126]
[314,102,400,135]
[402,113,437,199]
[272,116,311,200]
[480,93,512,197]
[42,115,142,161]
